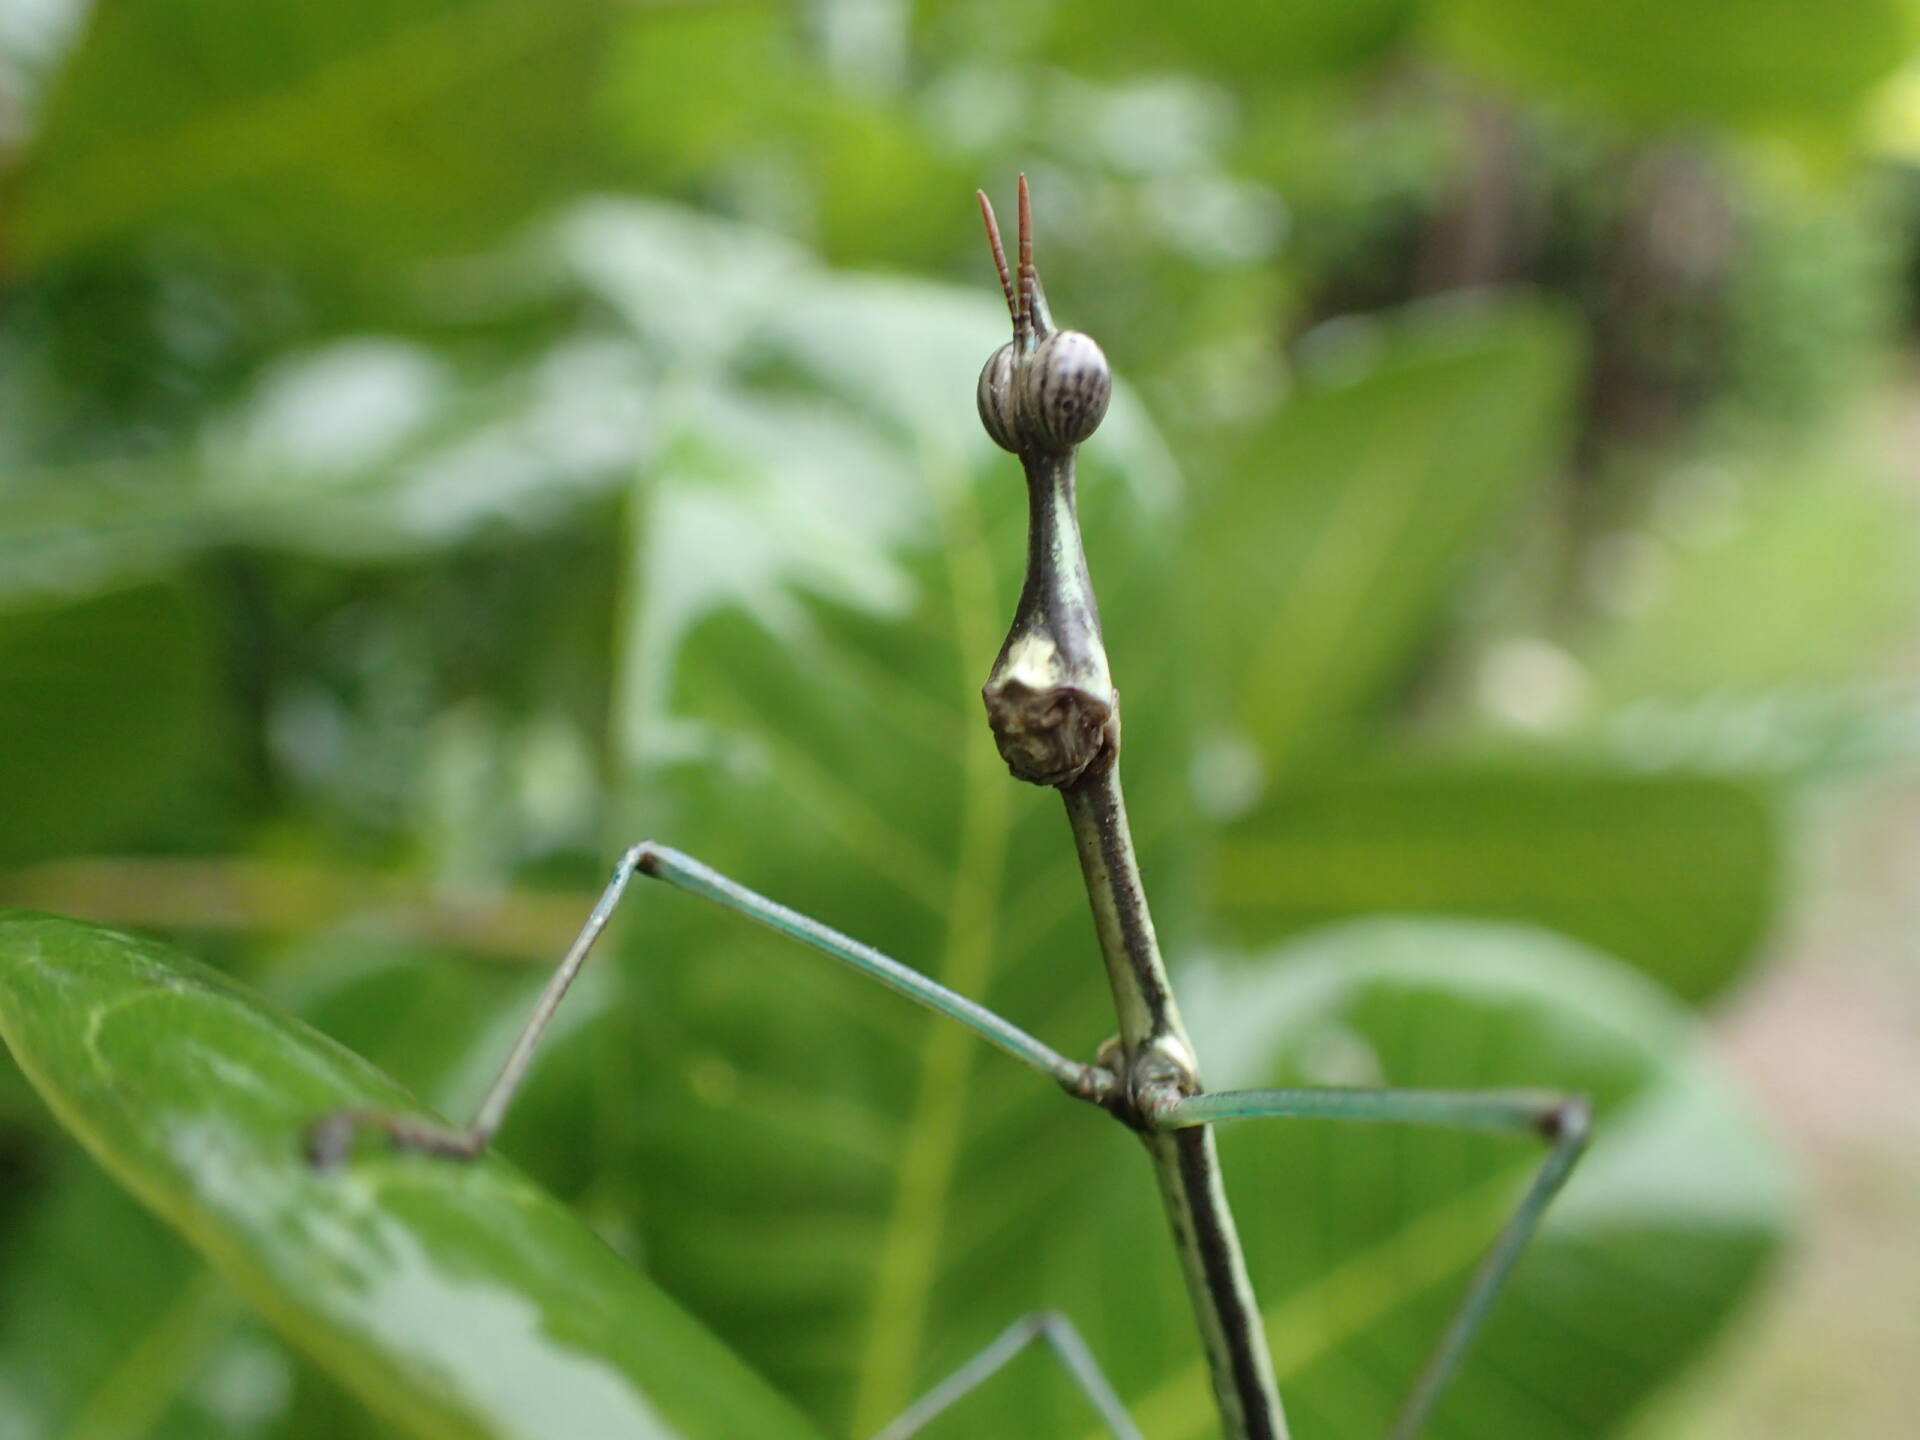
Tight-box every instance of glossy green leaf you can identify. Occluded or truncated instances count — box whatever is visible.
[1211,765,1780,1002]
[0,936,628,1440]
[1080,920,1792,1440]
[256,930,631,1221]
[1437,0,1911,129]
[1202,300,1582,778]
[11,0,623,268]
[0,912,826,1440]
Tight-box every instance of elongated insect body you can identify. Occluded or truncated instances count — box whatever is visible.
[971,176,1291,1438]
[307,175,1589,1440]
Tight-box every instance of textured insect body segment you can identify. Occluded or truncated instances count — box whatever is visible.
[976,176,1121,789]
[983,625,1114,789]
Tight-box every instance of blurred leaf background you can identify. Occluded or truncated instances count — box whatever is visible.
[2,0,1918,1437]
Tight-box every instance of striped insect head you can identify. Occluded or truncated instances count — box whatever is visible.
[975,176,1111,457]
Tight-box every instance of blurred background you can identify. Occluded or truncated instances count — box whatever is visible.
[2,1,1918,1438]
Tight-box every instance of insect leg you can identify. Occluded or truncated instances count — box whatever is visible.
[870,1310,1141,1440]
[1147,1086,1590,1440]
[308,841,1111,1166]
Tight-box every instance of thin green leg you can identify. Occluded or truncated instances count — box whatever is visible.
[870,1310,1142,1440]
[1148,1086,1591,1440]
[308,841,1109,1166]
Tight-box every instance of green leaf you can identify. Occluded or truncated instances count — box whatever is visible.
[0,1160,222,1438]
[0,936,630,1440]
[0,580,225,867]
[258,930,631,1218]
[192,331,655,563]
[1086,920,1793,1440]
[1203,300,1582,777]
[1437,0,1912,130]
[1211,764,1780,1002]
[0,1160,395,1440]
[0,912,827,1440]
[0,203,719,593]
[1581,445,1920,705]
[601,8,969,269]
[10,0,623,269]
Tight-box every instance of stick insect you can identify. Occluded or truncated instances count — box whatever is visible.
[309,177,1590,1440]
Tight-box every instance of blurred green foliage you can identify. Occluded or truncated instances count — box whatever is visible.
[3,1,1918,1437]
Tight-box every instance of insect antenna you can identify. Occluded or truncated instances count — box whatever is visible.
[976,189,1018,326]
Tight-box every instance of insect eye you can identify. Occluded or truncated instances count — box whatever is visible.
[1016,330,1111,451]
[976,341,1021,453]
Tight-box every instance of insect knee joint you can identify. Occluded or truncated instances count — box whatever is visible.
[1540,1094,1592,1149]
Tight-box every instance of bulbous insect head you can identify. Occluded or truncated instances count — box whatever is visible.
[1018,330,1111,450]
[977,341,1020,453]
[977,331,1112,454]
